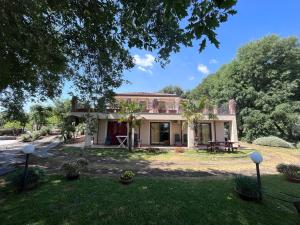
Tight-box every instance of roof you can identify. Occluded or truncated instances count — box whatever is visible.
[115,92,178,97]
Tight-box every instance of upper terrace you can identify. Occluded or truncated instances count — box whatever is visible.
[71,92,236,115]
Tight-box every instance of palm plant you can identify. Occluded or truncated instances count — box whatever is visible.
[181,97,216,145]
[118,101,142,151]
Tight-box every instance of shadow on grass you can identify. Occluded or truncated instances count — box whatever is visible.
[0,174,300,225]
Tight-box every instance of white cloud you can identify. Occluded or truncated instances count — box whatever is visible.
[209,59,218,64]
[189,76,195,81]
[137,66,153,75]
[197,64,210,75]
[133,54,155,67]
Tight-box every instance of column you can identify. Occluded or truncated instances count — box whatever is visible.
[187,122,195,148]
[230,117,239,143]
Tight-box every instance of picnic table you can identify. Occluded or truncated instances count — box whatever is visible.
[208,141,238,152]
[116,135,128,148]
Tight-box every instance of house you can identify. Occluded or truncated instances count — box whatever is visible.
[70,92,238,148]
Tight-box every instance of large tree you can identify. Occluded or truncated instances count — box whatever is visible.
[159,85,184,97]
[0,0,237,110]
[190,35,300,142]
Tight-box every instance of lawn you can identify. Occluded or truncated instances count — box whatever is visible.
[63,147,254,161]
[0,175,300,225]
[28,143,300,177]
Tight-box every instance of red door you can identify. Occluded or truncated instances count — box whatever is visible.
[107,121,127,145]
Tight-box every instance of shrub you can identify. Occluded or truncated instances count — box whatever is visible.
[40,126,51,136]
[76,158,89,169]
[9,168,47,192]
[61,158,88,180]
[75,123,85,136]
[235,175,261,199]
[120,170,135,181]
[20,134,32,142]
[253,136,293,148]
[31,131,42,140]
[276,163,300,178]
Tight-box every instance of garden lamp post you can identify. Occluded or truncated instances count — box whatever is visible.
[21,144,35,191]
[250,151,263,200]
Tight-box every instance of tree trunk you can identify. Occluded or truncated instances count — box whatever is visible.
[128,122,133,152]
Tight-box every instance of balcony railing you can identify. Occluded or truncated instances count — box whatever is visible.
[71,98,236,115]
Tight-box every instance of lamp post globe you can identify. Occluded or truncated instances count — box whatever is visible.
[250,151,263,200]
[21,144,35,191]
[250,151,263,164]
[22,144,35,154]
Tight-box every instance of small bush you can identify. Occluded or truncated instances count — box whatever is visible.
[235,175,261,199]
[40,126,51,136]
[276,163,300,178]
[61,158,88,180]
[9,168,47,192]
[20,134,32,142]
[31,131,42,140]
[253,136,293,148]
[120,170,135,181]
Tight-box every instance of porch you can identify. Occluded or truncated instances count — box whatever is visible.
[93,117,238,148]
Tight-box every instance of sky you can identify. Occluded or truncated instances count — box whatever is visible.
[31,0,300,109]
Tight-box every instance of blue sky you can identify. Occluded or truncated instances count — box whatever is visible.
[39,0,300,107]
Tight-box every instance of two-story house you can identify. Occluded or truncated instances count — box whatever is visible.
[71,92,238,148]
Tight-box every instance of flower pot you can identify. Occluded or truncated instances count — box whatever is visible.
[120,178,133,185]
[234,188,260,201]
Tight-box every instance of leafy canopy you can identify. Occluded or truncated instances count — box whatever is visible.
[159,85,185,97]
[0,0,237,110]
[190,35,300,142]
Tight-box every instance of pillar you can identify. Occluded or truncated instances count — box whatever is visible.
[187,122,195,148]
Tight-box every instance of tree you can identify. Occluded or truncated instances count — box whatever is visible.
[118,101,142,151]
[159,85,184,97]
[181,98,216,145]
[1,0,237,111]
[29,105,51,130]
[190,35,300,142]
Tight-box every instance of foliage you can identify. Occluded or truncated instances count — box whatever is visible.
[2,120,22,135]
[276,163,300,178]
[234,175,260,199]
[75,123,85,136]
[118,101,142,151]
[159,85,184,97]
[40,126,51,136]
[253,136,293,148]
[76,158,89,170]
[29,105,51,130]
[190,35,300,142]
[120,170,135,181]
[9,168,47,192]
[20,134,32,142]
[0,0,237,112]
[31,131,42,141]
[61,158,89,179]
[180,98,216,137]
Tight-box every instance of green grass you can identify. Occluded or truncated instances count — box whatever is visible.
[1,175,300,225]
[62,147,253,161]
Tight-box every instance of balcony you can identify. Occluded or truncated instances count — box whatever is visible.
[71,97,236,115]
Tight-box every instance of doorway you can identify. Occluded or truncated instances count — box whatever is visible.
[150,122,170,145]
[197,123,212,144]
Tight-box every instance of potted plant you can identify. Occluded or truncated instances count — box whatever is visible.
[234,175,261,201]
[277,164,300,183]
[61,158,89,180]
[120,170,135,184]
